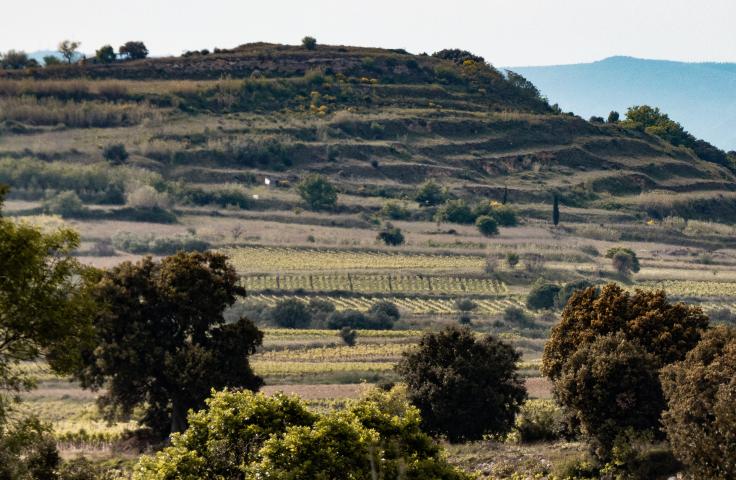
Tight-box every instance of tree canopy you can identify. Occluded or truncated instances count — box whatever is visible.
[397,326,526,442]
[0,186,96,421]
[542,284,708,380]
[660,326,736,479]
[76,252,263,436]
[134,387,471,480]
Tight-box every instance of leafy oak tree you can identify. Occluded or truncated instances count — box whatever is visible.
[397,326,526,442]
[660,326,736,479]
[76,252,264,436]
[0,185,96,421]
[542,284,708,380]
[554,333,665,459]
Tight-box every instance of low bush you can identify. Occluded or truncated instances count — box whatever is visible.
[475,215,498,237]
[43,190,88,218]
[513,400,565,443]
[380,200,411,220]
[102,143,129,165]
[271,298,312,328]
[435,199,475,224]
[606,247,640,275]
[503,306,535,329]
[111,232,209,254]
[377,223,404,246]
[526,282,561,310]
[327,308,396,330]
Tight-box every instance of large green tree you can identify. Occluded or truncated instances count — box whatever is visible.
[0,186,96,421]
[397,326,526,442]
[76,252,264,436]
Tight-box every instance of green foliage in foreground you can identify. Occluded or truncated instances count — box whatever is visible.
[134,387,472,480]
[0,186,96,422]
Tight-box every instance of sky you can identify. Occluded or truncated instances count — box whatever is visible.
[3,0,736,67]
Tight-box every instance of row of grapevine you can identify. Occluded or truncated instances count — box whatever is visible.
[222,246,485,271]
[241,273,507,295]
[246,294,525,315]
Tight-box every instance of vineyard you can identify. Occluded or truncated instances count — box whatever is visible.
[242,273,508,295]
[639,280,736,298]
[221,246,486,272]
[252,331,544,382]
[246,293,526,315]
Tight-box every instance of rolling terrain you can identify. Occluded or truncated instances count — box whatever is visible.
[2,42,736,477]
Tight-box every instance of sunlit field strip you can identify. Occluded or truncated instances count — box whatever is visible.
[222,246,486,271]
[638,280,736,298]
[262,328,422,338]
[247,294,526,315]
[242,273,508,295]
[253,343,409,362]
[251,360,395,375]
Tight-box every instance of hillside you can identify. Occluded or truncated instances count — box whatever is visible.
[512,56,736,151]
[1,44,735,225]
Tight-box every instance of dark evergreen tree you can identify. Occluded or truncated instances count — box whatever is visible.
[552,194,559,226]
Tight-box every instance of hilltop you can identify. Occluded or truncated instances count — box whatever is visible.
[512,56,736,151]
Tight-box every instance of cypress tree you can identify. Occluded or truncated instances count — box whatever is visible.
[552,194,559,226]
[502,186,508,205]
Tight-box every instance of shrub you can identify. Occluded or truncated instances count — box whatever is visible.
[435,199,475,224]
[126,186,170,209]
[307,298,335,327]
[271,298,312,328]
[455,298,477,312]
[43,191,87,218]
[607,111,620,123]
[506,252,519,268]
[503,306,534,329]
[339,326,357,346]
[0,417,61,480]
[102,143,129,165]
[377,223,404,246]
[475,215,499,237]
[111,232,210,255]
[380,200,410,220]
[474,202,518,227]
[554,280,594,309]
[554,333,665,460]
[301,36,317,50]
[513,400,565,443]
[542,284,709,380]
[415,180,447,206]
[606,247,640,275]
[297,174,337,210]
[328,308,395,330]
[397,326,526,442]
[135,387,471,480]
[526,282,561,310]
[367,301,400,323]
[660,326,736,479]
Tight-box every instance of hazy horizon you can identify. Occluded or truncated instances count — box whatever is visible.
[3,0,736,67]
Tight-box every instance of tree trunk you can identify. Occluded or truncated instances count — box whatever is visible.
[170,399,187,434]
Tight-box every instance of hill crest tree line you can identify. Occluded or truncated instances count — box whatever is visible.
[1,184,735,478]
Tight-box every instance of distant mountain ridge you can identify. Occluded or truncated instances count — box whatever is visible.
[511,56,736,151]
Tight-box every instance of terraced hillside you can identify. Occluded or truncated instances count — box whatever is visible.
[2,42,735,224]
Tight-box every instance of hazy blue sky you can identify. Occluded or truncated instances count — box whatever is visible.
[4,0,735,66]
